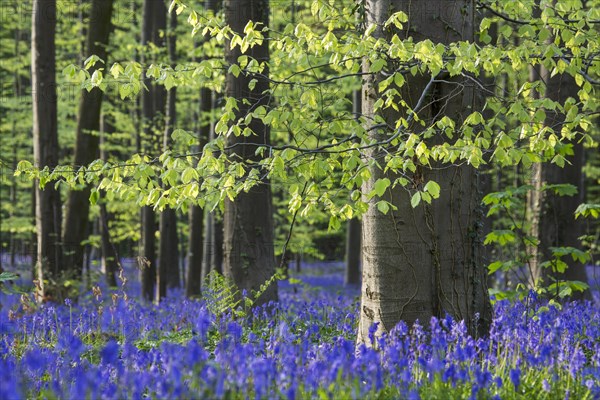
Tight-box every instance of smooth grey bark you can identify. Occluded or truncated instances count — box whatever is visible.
[358,0,491,346]
[534,74,591,301]
[99,114,118,287]
[186,87,213,297]
[187,0,219,297]
[8,25,23,269]
[345,217,361,285]
[158,10,180,300]
[345,89,362,286]
[32,0,63,301]
[213,217,223,275]
[62,0,114,281]
[187,205,204,297]
[223,0,277,305]
[139,0,156,302]
[139,0,167,302]
[525,21,590,300]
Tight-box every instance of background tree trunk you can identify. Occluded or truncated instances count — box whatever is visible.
[99,113,118,287]
[345,89,362,286]
[32,0,63,301]
[536,74,591,301]
[223,0,277,305]
[62,0,114,281]
[187,0,220,298]
[158,9,180,300]
[358,0,491,346]
[186,79,214,297]
[139,0,167,302]
[525,23,590,300]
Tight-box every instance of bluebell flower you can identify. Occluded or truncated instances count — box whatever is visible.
[509,368,521,390]
[100,340,120,365]
[368,322,379,346]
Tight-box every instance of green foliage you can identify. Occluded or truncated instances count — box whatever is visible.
[2,0,599,306]
[0,272,28,295]
[575,203,600,219]
[483,181,594,302]
[202,270,242,318]
[203,269,281,320]
[14,0,596,228]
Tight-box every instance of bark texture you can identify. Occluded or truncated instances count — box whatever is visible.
[32,0,63,301]
[186,0,219,297]
[358,0,491,346]
[158,10,180,300]
[345,90,362,286]
[139,0,167,302]
[223,0,277,305]
[99,114,118,287]
[62,0,114,281]
[532,74,591,301]
[186,86,213,297]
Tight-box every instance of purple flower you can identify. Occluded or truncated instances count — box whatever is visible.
[100,340,120,365]
[542,379,551,392]
[510,368,521,390]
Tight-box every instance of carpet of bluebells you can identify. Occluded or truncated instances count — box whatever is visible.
[1,259,599,399]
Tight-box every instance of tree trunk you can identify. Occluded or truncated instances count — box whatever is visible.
[99,202,118,287]
[186,0,219,298]
[187,205,204,297]
[223,0,277,305]
[186,86,213,297]
[526,61,547,287]
[345,89,362,286]
[139,0,167,302]
[99,113,118,287]
[62,0,114,281]
[345,217,361,285]
[32,0,63,302]
[535,74,591,301]
[213,217,223,275]
[358,0,491,346]
[158,10,180,299]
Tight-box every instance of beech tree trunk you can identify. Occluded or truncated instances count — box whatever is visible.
[358,0,491,346]
[525,22,590,300]
[223,0,277,305]
[158,10,180,300]
[345,89,362,286]
[99,114,118,287]
[139,0,167,302]
[32,0,63,301]
[186,0,219,298]
[62,0,114,281]
[186,87,213,297]
[534,74,591,301]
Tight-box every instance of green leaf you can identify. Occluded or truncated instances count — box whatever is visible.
[91,70,103,88]
[543,183,577,197]
[89,189,100,205]
[182,167,198,184]
[410,192,421,208]
[119,84,132,99]
[228,64,241,78]
[369,178,390,199]
[370,58,386,73]
[423,180,440,199]
[574,203,600,219]
[84,55,102,69]
[0,272,19,282]
[376,201,390,214]
[110,63,124,79]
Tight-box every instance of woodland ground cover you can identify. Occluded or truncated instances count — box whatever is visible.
[0,260,599,399]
